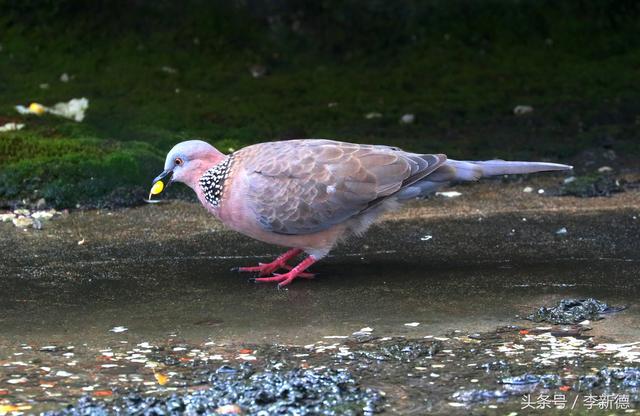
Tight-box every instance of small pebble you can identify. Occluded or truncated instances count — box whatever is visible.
[400,113,415,124]
[109,326,128,333]
[513,105,533,115]
[435,191,462,198]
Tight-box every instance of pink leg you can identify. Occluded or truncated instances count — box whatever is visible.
[280,263,315,278]
[234,248,302,276]
[254,256,317,287]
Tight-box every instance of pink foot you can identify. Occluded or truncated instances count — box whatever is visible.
[234,248,302,276]
[254,256,317,287]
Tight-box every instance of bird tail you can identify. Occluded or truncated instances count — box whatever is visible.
[427,159,572,182]
[396,159,572,200]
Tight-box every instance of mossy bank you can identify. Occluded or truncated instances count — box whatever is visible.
[1,0,639,208]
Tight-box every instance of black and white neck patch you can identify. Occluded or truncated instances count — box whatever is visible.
[199,156,234,207]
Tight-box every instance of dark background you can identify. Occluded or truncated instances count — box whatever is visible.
[0,0,638,207]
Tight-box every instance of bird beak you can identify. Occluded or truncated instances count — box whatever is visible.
[148,169,173,201]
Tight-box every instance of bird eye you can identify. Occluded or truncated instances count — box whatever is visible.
[175,158,183,166]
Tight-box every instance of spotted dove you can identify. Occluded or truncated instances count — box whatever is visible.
[150,139,571,286]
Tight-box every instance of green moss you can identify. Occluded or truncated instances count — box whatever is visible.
[0,1,639,207]
[0,132,163,208]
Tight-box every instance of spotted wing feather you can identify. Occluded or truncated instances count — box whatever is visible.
[240,139,446,235]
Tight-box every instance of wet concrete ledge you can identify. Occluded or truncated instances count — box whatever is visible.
[1,180,640,414]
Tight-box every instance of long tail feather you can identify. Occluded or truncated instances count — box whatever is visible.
[397,159,572,200]
[469,160,573,177]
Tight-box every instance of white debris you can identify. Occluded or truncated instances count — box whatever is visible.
[0,122,25,132]
[249,64,267,78]
[323,335,348,339]
[40,346,57,351]
[7,377,28,384]
[16,98,89,122]
[598,166,613,173]
[513,105,534,115]
[77,239,86,245]
[555,227,568,235]
[160,66,178,74]
[365,112,382,119]
[436,191,462,198]
[48,98,89,122]
[359,327,373,332]
[404,322,420,327]
[420,235,433,242]
[31,210,56,220]
[538,188,545,194]
[563,176,576,184]
[15,105,32,115]
[60,73,71,82]
[109,326,128,333]
[523,186,534,193]
[400,113,415,124]
[0,213,15,222]
[12,216,34,228]
[55,370,73,377]
[137,342,154,349]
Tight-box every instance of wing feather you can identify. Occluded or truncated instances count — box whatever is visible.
[241,139,446,234]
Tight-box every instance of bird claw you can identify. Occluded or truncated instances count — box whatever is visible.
[236,262,281,276]
[234,250,316,287]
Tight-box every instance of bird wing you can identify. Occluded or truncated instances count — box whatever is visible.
[239,139,446,235]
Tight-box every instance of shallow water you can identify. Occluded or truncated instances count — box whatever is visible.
[3,255,639,346]
[1,200,639,413]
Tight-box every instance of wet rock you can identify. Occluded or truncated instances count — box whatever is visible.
[526,298,625,325]
[47,366,384,416]
[501,373,561,388]
[579,367,640,390]
[452,388,511,403]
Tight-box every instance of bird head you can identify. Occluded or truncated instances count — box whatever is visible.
[148,140,225,201]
